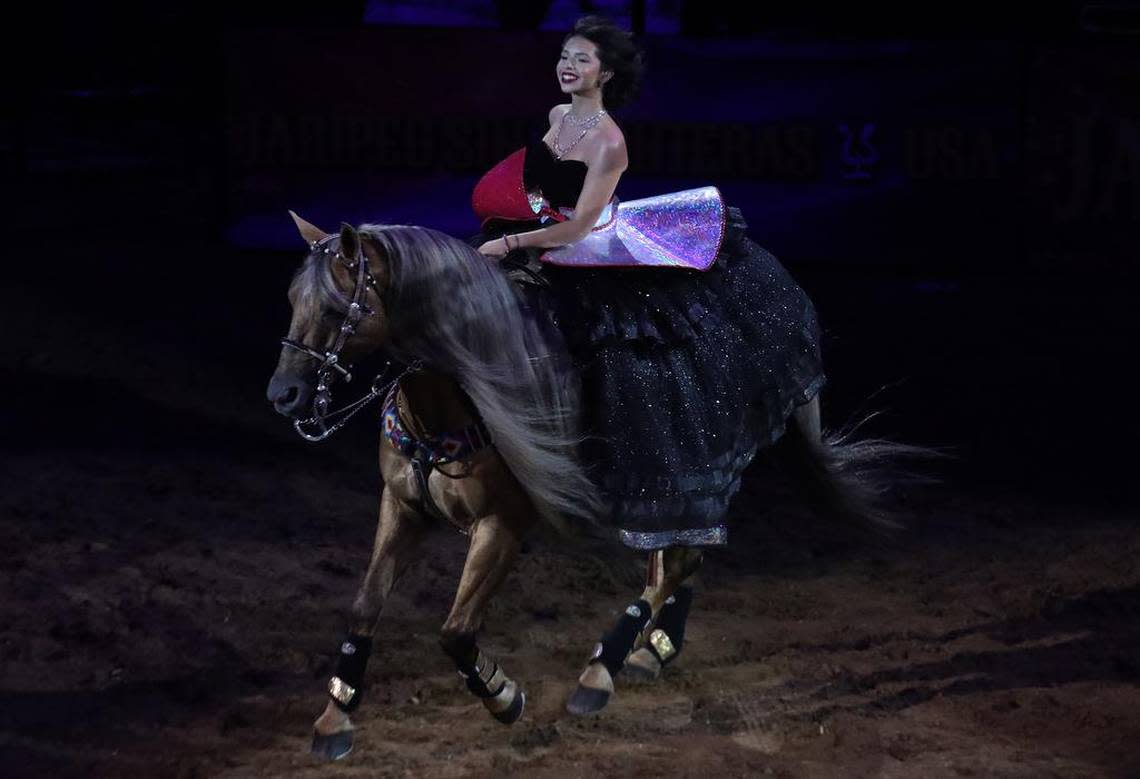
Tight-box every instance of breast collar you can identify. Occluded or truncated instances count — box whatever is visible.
[381,384,493,465]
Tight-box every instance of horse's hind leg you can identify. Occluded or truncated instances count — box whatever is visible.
[439,511,531,724]
[312,489,427,761]
[567,546,703,715]
[583,399,821,693]
[793,393,822,443]
[623,574,699,682]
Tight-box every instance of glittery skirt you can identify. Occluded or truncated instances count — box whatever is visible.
[472,206,825,550]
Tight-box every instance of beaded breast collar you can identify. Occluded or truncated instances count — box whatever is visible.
[381,384,493,465]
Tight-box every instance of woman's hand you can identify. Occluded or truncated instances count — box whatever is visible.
[477,236,511,257]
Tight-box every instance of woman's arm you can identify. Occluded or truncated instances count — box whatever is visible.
[513,137,628,250]
[475,127,628,258]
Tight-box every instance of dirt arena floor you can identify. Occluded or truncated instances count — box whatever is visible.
[3,442,1138,778]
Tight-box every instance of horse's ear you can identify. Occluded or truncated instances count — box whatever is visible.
[339,222,361,260]
[289,210,329,246]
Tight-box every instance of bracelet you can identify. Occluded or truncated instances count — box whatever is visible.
[502,235,510,252]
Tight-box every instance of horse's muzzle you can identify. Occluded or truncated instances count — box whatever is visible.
[267,371,314,418]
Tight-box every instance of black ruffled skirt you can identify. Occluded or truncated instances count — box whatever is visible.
[471,206,825,550]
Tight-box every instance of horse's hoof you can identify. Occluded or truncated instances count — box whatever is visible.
[622,648,662,683]
[311,728,354,761]
[566,684,611,715]
[489,686,526,725]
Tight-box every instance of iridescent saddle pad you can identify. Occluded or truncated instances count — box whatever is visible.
[540,186,726,272]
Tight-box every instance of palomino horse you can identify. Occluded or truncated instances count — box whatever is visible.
[267,214,900,761]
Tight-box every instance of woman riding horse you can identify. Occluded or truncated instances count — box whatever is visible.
[267,15,900,762]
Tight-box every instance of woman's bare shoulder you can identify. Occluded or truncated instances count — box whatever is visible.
[597,121,628,164]
[580,125,627,173]
[548,104,571,127]
[602,119,626,149]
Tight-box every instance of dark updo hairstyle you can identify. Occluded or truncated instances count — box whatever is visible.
[564,15,645,110]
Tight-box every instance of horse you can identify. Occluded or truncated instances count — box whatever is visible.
[266,212,909,761]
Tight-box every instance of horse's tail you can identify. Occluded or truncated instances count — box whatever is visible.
[767,396,947,535]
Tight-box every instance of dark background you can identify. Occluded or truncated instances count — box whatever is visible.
[3,1,1139,775]
[8,0,1137,502]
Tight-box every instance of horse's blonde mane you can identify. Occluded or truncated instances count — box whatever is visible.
[297,223,604,529]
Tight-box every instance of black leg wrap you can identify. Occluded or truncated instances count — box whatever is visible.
[591,598,653,676]
[328,634,373,712]
[440,632,478,667]
[647,586,693,666]
[441,634,506,699]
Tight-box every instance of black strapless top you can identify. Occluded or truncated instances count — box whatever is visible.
[523,136,587,210]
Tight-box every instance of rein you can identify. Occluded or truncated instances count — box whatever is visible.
[281,234,419,442]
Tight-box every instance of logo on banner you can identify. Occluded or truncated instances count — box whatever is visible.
[839,122,879,180]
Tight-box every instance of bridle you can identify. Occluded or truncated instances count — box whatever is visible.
[280,234,419,442]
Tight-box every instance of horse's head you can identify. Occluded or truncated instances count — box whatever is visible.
[267,212,391,419]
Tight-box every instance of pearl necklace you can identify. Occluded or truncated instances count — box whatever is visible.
[551,109,606,159]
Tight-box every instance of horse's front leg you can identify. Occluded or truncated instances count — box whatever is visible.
[439,511,530,724]
[567,545,703,715]
[311,487,427,760]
